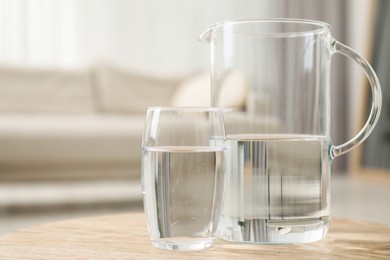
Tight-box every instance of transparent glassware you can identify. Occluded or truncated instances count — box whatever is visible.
[141,107,226,250]
[200,19,382,244]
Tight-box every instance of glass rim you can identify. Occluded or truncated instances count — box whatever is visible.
[147,106,223,112]
[209,18,331,37]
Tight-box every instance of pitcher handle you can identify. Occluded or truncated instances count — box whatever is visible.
[330,40,382,158]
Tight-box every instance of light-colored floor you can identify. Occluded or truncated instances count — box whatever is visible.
[0,174,389,235]
[331,174,390,225]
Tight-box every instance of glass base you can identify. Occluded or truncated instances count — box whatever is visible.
[152,238,215,251]
[218,216,330,244]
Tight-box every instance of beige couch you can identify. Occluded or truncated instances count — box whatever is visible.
[0,64,189,182]
[0,65,255,214]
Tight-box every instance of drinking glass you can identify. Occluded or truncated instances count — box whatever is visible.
[142,107,226,251]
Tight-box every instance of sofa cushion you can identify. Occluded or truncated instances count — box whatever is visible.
[0,66,94,113]
[170,72,211,107]
[93,64,181,113]
[0,114,144,166]
[170,70,248,109]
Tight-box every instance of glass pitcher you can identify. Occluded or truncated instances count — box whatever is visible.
[200,19,382,244]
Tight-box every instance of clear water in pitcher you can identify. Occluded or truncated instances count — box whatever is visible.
[218,134,331,243]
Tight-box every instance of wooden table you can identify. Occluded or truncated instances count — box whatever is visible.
[0,212,389,259]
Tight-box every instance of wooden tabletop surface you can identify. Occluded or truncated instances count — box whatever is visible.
[0,212,389,259]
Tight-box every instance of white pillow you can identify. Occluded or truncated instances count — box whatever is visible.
[170,72,211,107]
[218,70,248,109]
[170,70,248,109]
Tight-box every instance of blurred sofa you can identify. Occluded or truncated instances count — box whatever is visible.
[0,64,269,218]
[0,64,191,182]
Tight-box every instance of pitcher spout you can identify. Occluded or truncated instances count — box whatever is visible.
[199,26,214,43]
